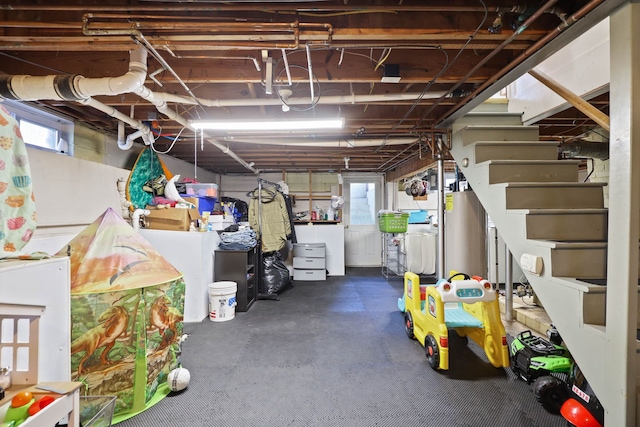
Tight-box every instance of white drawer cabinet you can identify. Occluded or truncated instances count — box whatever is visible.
[293,243,326,281]
[293,244,326,258]
[293,256,326,270]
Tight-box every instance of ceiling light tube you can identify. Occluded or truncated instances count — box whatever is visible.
[190,118,344,131]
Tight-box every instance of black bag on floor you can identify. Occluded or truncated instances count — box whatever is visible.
[262,251,291,295]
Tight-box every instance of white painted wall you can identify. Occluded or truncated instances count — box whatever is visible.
[507,18,610,123]
[22,123,221,254]
[394,187,438,211]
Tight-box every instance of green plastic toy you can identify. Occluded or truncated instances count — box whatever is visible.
[509,329,572,384]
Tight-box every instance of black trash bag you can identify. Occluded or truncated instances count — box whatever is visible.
[262,251,291,295]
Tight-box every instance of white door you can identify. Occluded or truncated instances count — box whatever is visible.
[343,174,383,266]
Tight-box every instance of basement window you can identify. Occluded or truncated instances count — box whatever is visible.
[2,100,74,155]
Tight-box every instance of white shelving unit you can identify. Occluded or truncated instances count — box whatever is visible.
[0,258,83,427]
[0,258,71,383]
[382,233,406,278]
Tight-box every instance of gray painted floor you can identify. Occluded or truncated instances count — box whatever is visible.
[118,268,564,426]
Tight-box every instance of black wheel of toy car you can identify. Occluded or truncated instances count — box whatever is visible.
[404,312,415,339]
[425,334,440,370]
[533,376,568,414]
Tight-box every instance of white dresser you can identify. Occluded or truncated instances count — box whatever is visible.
[293,243,326,281]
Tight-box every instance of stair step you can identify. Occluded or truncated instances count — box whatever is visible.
[456,125,539,146]
[499,182,606,209]
[482,159,580,184]
[548,277,608,325]
[452,111,524,131]
[474,141,559,163]
[533,241,640,279]
[539,241,608,279]
[522,209,608,241]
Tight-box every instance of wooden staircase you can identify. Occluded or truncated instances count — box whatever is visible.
[449,111,633,415]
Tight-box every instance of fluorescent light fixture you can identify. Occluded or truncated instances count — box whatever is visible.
[191,118,344,131]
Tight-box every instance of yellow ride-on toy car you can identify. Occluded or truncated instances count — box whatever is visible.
[398,271,510,370]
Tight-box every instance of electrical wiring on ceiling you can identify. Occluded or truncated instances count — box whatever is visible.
[408,0,489,130]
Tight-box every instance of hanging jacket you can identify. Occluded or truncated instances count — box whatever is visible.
[248,188,291,253]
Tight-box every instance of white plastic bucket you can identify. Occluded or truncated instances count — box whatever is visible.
[208,281,237,322]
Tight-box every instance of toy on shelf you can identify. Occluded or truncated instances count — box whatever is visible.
[3,391,55,426]
[398,271,510,370]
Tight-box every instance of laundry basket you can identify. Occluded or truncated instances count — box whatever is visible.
[378,212,409,233]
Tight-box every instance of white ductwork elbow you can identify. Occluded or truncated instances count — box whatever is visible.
[117,121,154,151]
[121,129,153,150]
[74,49,148,98]
[131,208,150,232]
[119,131,139,150]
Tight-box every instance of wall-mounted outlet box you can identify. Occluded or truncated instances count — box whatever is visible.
[520,253,543,276]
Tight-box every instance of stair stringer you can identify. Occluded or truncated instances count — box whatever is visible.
[449,128,612,409]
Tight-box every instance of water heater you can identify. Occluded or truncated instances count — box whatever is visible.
[444,191,487,278]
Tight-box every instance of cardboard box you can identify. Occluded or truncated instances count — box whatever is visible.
[143,207,201,231]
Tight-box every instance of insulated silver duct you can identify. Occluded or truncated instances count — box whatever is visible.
[560,140,609,160]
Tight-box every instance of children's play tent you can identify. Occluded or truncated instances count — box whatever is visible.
[57,208,185,423]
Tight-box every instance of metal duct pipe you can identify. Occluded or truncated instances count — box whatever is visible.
[560,140,609,160]
[505,247,514,322]
[437,151,445,279]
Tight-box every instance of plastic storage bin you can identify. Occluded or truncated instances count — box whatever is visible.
[79,396,116,427]
[407,210,430,224]
[185,183,218,197]
[378,212,409,233]
[185,195,217,215]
